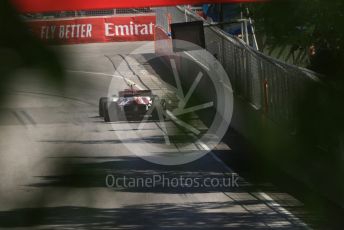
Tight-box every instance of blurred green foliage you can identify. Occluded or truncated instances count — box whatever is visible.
[0,0,64,98]
[248,0,344,76]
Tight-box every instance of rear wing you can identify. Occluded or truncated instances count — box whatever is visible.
[119,89,153,97]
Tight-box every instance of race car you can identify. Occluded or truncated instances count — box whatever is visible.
[99,88,166,122]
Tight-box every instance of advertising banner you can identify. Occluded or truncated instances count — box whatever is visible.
[27,15,156,44]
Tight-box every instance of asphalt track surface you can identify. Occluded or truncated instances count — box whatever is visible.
[0,42,310,229]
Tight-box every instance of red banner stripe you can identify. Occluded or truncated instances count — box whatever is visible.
[27,15,156,44]
[12,0,266,13]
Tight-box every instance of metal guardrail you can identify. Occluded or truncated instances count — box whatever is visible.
[155,6,322,128]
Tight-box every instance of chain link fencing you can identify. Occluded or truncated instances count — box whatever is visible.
[155,6,322,128]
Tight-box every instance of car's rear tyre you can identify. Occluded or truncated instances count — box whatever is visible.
[160,99,167,110]
[104,102,118,122]
[99,97,108,117]
[151,99,166,121]
[151,109,159,120]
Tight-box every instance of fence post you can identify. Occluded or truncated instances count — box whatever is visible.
[263,79,269,114]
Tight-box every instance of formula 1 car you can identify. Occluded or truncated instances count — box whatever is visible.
[99,88,166,122]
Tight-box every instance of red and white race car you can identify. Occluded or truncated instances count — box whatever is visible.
[99,89,166,122]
